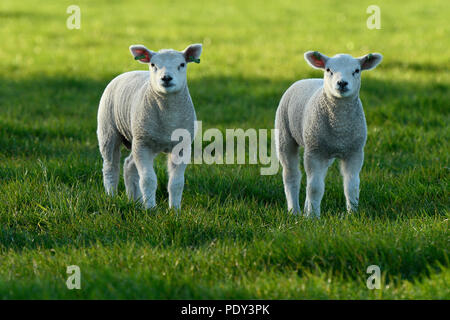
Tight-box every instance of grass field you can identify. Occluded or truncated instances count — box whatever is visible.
[0,0,449,299]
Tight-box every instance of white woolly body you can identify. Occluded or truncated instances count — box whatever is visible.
[276,79,367,158]
[97,45,202,210]
[275,52,382,217]
[98,71,196,153]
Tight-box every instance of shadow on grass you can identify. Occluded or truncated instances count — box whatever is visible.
[0,72,448,200]
[0,72,448,258]
[0,72,447,155]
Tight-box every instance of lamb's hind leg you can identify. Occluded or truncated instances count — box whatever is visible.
[276,132,301,214]
[98,131,121,196]
[124,153,142,201]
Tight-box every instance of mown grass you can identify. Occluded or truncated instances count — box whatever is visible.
[0,0,449,299]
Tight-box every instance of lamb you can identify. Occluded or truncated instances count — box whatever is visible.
[97,43,202,209]
[275,51,382,217]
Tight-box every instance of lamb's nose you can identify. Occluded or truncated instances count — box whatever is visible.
[162,75,173,82]
[337,80,348,88]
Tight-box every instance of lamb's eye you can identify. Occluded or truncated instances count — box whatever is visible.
[354,69,360,74]
[151,63,155,68]
[180,63,185,68]
[326,68,330,72]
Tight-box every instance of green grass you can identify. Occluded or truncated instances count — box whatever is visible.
[0,0,449,299]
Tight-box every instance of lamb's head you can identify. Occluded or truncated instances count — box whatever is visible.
[304,51,382,99]
[130,43,202,94]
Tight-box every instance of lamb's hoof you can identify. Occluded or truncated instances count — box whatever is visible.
[105,190,116,197]
[169,205,182,213]
[288,208,301,215]
[142,200,157,210]
[347,207,358,214]
[303,211,320,219]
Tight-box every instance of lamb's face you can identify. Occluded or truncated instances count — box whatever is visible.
[130,44,202,95]
[324,55,361,98]
[149,50,187,94]
[304,51,383,99]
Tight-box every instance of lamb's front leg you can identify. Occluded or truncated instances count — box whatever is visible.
[132,143,157,209]
[304,152,333,218]
[340,150,364,213]
[167,152,187,209]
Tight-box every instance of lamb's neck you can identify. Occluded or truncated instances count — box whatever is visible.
[146,85,191,111]
[321,90,361,116]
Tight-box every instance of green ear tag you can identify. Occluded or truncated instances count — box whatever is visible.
[189,56,200,63]
[313,51,321,60]
[134,54,147,60]
[367,53,373,60]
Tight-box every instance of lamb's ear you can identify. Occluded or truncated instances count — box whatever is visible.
[183,44,202,63]
[129,45,155,64]
[304,51,329,70]
[359,53,383,71]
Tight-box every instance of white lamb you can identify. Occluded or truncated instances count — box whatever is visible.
[97,43,202,209]
[275,51,382,217]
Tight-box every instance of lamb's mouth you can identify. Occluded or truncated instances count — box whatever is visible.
[162,82,175,88]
